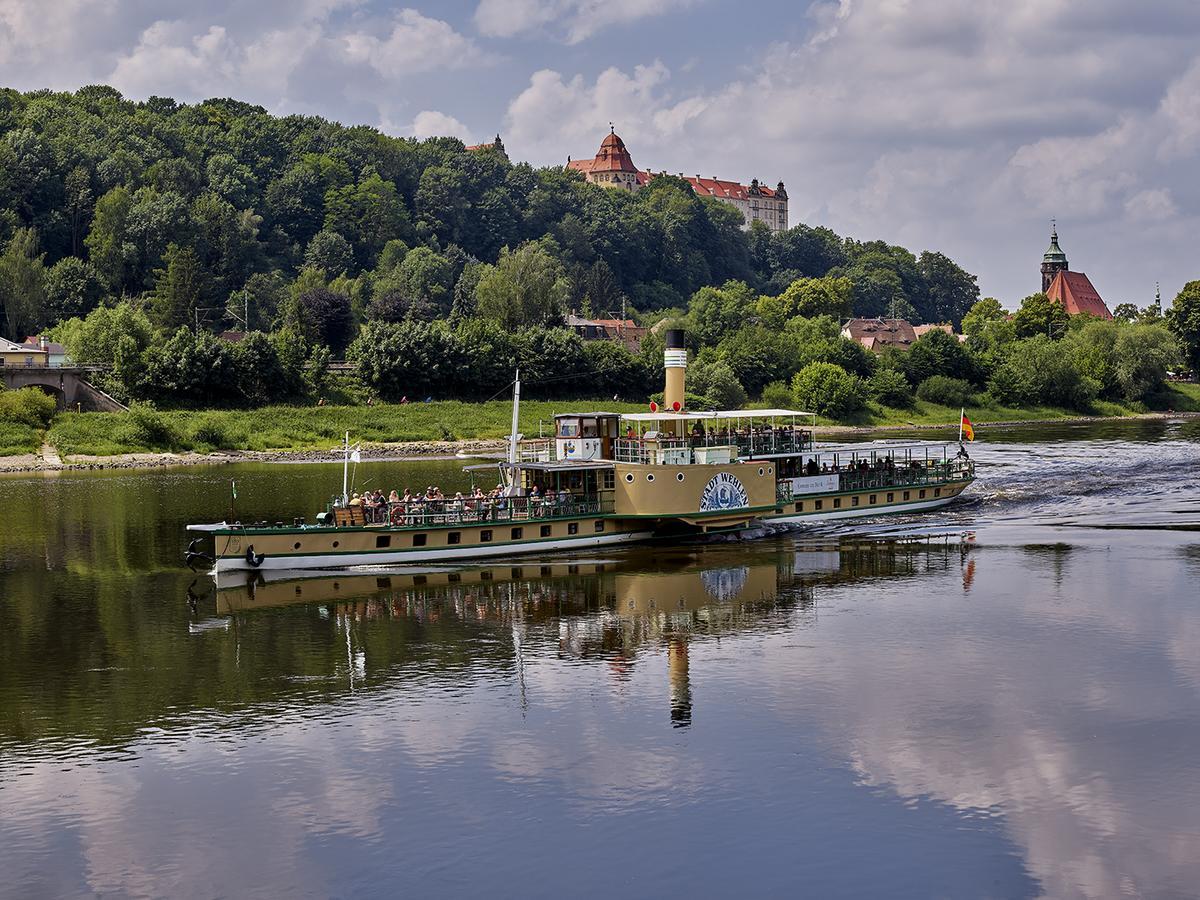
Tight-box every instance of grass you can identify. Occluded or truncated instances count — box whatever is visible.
[45,399,648,457]
[0,422,40,456]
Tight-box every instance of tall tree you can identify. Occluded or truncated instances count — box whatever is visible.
[0,228,46,339]
[150,243,205,331]
[1167,281,1200,374]
[474,241,568,329]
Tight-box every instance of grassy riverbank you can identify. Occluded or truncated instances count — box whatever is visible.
[44,400,648,457]
[4,383,1198,461]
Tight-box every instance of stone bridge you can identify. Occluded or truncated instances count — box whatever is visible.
[0,366,127,411]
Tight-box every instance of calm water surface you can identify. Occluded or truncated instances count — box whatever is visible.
[1,420,1199,899]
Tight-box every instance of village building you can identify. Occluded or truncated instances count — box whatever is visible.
[566,314,647,353]
[567,129,789,233]
[1040,226,1113,319]
[841,317,918,353]
[0,336,55,368]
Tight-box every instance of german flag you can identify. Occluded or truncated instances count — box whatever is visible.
[960,410,975,442]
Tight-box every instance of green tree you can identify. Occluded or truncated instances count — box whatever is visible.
[324,172,411,267]
[916,250,979,327]
[688,280,757,345]
[716,324,801,396]
[43,257,105,325]
[0,228,46,338]
[867,368,913,407]
[150,243,205,331]
[756,274,854,328]
[687,356,748,409]
[901,328,979,386]
[1112,324,1178,401]
[1166,281,1200,374]
[232,331,286,405]
[1012,292,1070,339]
[475,241,568,329]
[348,320,461,400]
[791,362,865,418]
[296,286,355,355]
[916,375,974,407]
[140,327,239,404]
[85,186,135,291]
[305,230,354,276]
[988,336,1099,410]
[961,297,1006,337]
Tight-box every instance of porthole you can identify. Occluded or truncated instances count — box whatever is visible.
[332,540,339,548]
[293,542,301,550]
[767,467,773,475]
[758,467,765,476]
[646,473,655,482]
[676,472,685,482]
[625,473,635,483]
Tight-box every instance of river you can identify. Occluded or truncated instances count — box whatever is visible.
[1,420,1198,899]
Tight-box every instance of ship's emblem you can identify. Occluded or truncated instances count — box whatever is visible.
[699,472,749,512]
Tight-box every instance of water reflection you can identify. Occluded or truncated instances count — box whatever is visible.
[3,424,1200,898]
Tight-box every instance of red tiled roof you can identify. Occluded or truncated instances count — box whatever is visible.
[568,131,639,174]
[1046,271,1112,319]
[842,318,918,350]
[20,336,66,354]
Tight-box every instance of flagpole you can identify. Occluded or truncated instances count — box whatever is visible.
[958,407,964,444]
[342,431,349,506]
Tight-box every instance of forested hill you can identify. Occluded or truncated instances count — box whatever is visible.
[0,84,980,344]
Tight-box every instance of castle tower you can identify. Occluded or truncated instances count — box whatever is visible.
[1041,224,1069,293]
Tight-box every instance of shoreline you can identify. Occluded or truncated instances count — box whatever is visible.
[2,411,1197,475]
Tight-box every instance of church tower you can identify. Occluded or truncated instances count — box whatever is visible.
[1041,224,1069,293]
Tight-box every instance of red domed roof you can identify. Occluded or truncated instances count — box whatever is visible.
[568,129,639,175]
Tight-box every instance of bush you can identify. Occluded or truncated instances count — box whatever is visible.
[916,375,974,407]
[790,362,866,418]
[121,402,181,450]
[988,336,1099,410]
[190,415,248,450]
[760,380,794,408]
[868,368,913,407]
[0,387,57,429]
[687,358,748,409]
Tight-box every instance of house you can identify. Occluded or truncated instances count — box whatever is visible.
[566,315,647,352]
[21,335,70,366]
[568,128,789,233]
[913,323,967,344]
[841,318,919,353]
[1,336,49,368]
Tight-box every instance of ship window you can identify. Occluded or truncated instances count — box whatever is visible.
[413,534,427,547]
[511,568,523,579]
[293,542,301,550]
[481,570,492,580]
[511,527,523,540]
[934,488,941,498]
[448,532,461,545]
[869,495,877,505]
[919,490,926,500]
[625,473,635,483]
[758,467,765,476]
[594,521,604,533]
[540,525,552,537]
[332,540,339,548]
[604,471,615,489]
[815,500,823,511]
[833,498,841,509]
[796,502,803,512]
[481,530,493,542]
[887,493,894,503]
[676,472,685,482]
[767,467,773,475]
[903,491,910,501]
[568,522,579,535]
[852,496,859,507]
[448,573,460,583]
[646,473,655,482]
[413,575,426,586]
[376,535,391,548]
[541,566,552,576]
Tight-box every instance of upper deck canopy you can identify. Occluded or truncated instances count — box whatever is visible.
[620,408,814,423]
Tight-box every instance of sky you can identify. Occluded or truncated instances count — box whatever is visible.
[2,0,1199,308]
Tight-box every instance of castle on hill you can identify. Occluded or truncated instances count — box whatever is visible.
[566,128,789,233]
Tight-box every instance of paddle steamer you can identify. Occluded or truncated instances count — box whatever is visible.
[187,330,974,572]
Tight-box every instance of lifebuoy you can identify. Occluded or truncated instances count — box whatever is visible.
[245,545,265,567]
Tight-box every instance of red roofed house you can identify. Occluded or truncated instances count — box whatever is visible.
[1040,226,1113,319]
[841,318,919,353]
[464,134,508,160]
[566,315,647,352]
[568,128,789,232]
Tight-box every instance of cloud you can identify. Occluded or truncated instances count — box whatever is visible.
[342,8,494,78]
[410,110,473,141]
[474,0,693,44]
